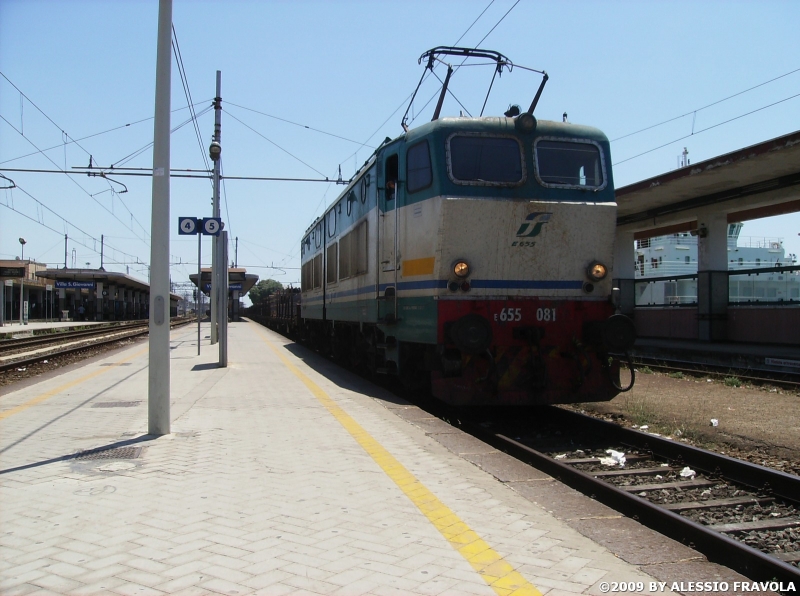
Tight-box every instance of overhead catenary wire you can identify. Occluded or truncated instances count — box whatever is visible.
[0,101,212,167]
[223,108,329,178]
[405,0,521,129]
[335,0,502,172]
[0,113,152,244]
[220,160,233,243]
[1,182,148,268]
[171,25,213,187]
[613,91,800,166]
[612,66,800,143]
[0,75,170,243]
[0,71,96,162]
[107,105,213,168]
[226,102,375,148]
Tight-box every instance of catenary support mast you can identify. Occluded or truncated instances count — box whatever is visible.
[148,0,172,436]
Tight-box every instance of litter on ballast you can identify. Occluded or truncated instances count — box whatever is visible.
[680,467,697,479]
[710,418,719,427]
[639,425,649,431]
[599,449,626,467]
[554,454,567,460]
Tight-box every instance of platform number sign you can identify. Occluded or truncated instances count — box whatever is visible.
[178,217,198,235]
[202,217,222,236]
[178,216,223,236]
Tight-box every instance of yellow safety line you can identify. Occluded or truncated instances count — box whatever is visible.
[0,346,148,421]
[256,329,542,596]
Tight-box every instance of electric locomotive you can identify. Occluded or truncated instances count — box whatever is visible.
[298,47,635,405]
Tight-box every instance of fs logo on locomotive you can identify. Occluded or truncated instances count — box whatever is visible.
[512,212,551,247]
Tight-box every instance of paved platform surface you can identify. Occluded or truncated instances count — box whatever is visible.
[1,320,743,595]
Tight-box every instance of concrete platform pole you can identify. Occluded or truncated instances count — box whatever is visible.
[696,210,729,342]
[95,282,103,321]
[613,230,636,316]
[147,0,172,436]
[58,288,65,320]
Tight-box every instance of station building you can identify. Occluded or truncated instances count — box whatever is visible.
[189,267,258,321]
[0,261,181,325]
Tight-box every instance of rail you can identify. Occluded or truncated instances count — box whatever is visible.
[462,408,800,586]
[0,317,195,373]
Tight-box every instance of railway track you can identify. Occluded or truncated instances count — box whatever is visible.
[632,355,800,391]
[0,318,195,373]
[456,406,800,586]
[0,321,147,353]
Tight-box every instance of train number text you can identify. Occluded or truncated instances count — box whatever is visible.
[495,308,522,322]
[536,308,556,322]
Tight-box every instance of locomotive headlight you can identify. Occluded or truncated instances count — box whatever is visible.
[587,261,608,281]
[453,260,470,278]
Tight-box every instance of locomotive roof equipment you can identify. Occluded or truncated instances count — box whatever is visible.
[400,46,548,134]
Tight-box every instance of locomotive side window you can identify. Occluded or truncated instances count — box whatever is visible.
[447,134,524,185]
[312,254,322,289]
[326,243,338,283]
[301,261,312,291]
[534,139,606,190]
[407,141,432,193]
[339,233,351,279]
[354,220,368,275]
[337,220,369,280]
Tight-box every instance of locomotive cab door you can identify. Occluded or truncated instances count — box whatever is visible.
[378,152,400,324]
[380,153,399,274]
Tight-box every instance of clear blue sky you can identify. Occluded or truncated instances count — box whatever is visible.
[2,0,799,297]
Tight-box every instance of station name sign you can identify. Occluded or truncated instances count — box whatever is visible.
[203,283,242,291]
[0,267,25,277]
[55,280,97,289]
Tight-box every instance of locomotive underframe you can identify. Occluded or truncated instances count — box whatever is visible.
[269,293,625,406]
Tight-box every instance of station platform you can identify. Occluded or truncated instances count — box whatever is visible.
[0,320,107,338]
[0,320,760,595]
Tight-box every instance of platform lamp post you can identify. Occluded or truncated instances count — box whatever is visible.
[19,238,26,326]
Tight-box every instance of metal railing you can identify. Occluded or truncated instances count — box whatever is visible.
[634,265,800,307]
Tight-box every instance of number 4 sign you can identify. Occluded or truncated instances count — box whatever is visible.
[178,217,199,235]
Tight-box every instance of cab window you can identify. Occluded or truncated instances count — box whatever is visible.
[534,139,605,189]
[407,141,432,193]
[447,134,524,186]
